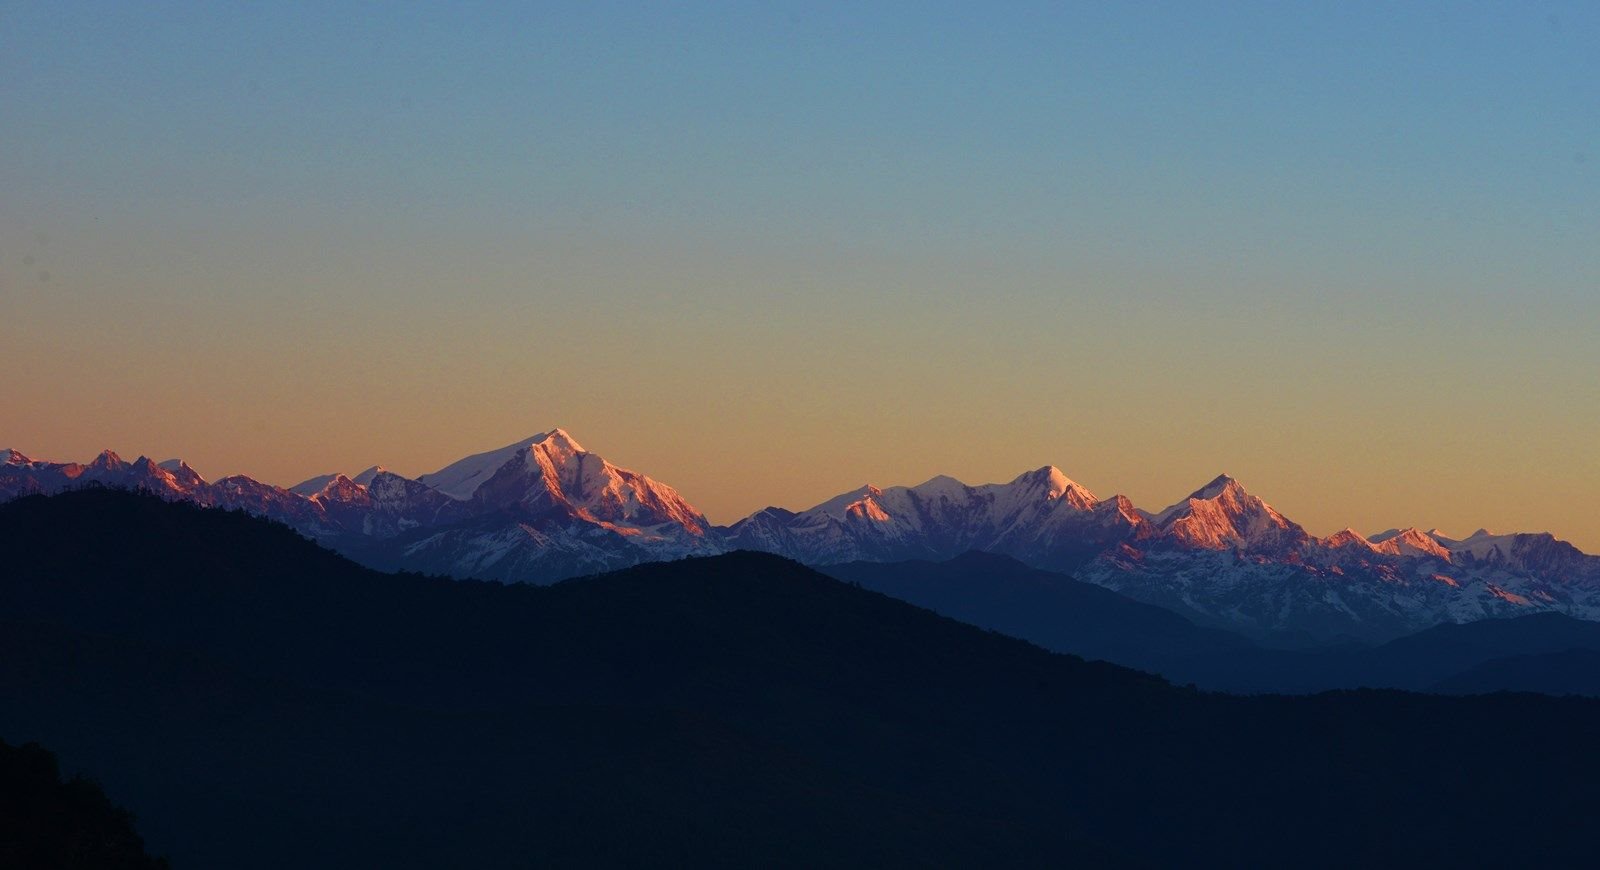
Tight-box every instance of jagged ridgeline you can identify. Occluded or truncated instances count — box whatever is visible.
[5,431,1598,643]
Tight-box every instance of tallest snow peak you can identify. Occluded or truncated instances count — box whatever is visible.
[1152,473,1307,553]
[537,428,585,454]
[1021,465,1073,493]
[88,449,127,471]
[1189,474,1243,501]
[414,429,589,502]
[1005,465,1096,508]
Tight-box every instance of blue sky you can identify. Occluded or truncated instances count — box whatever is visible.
[2,2,1597,544]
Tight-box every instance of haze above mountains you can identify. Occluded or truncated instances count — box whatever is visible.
[6,429,1598,646]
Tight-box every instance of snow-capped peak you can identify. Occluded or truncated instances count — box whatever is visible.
[416,429,589,502]
[289,473,341,497]
[454,430,713,540]
[100,454,208,495]
[538,427,585,454]
[290,465,384,497]
[909,474,969,500]
[1152,474,1246,525]
[310,473,370,504]
[846,496,893,522]
[1323,528,1377,550]
[1092,494,1143,525]
[1190,474,1242,501]
[802,466,1098,526]
[810,484,886,519]
[159,459,205,487]
[89,449,125,469]
[1371,527,1453,560]
[417,434,550,501]
[1424,529,1462,548]
[1448,530,1525,563]
[1151,474,1306,552]
[2,448,28,465]
[522,430,592,480]
[1004,465,1096,506]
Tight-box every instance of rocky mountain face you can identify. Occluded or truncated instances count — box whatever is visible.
[730,470,1600,644]
[722,467,1144,571]
[373,429,719,581]
[0,430,721,584]
[5,434,1599,641]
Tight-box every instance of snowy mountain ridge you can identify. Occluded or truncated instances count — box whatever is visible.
[4,433,1598,641]
[730,468,1600,642]
[0,430,719,583]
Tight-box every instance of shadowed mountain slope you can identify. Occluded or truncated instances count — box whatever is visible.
[820,555,1600,697]
[1434,648,1600,696]
[6,490,1600,867]
[821,551,1252,674]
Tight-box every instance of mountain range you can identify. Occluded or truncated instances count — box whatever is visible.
[6,430,1598,644]
[6,488,1600,867]
[2,430,719,584]
[822,554,1600,696]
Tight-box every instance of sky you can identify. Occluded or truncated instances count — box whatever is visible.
[2,2,1597,549]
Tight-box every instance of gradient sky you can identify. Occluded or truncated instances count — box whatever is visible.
[3,3,1597,548]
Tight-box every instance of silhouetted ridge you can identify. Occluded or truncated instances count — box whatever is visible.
[0,738,167,869]
[823,551,1250,673]
[1435,648,1600,696]
[5,490,1600,868]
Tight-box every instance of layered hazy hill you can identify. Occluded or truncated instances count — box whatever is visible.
[6,489,1600,867]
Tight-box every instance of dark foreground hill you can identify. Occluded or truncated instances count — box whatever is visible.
[4,490,1600,867]
[0,738,168,869]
